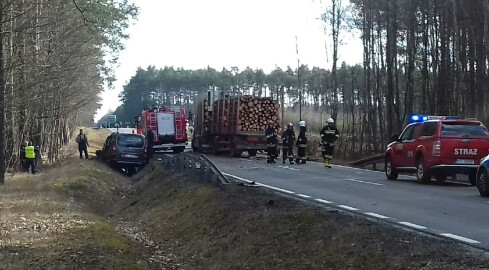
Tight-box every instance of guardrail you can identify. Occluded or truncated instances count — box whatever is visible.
[348,153,385,170]
[161,153,231,187]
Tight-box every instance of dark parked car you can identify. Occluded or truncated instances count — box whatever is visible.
[98,132,147,175]
[476,155,489,197]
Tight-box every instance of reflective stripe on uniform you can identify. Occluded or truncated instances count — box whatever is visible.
[298,144,307,148]
[267,144,277,147]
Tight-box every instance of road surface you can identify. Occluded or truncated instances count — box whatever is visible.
[206,155,489,250]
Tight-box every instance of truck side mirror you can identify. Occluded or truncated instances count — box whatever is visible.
[390,134,400,142]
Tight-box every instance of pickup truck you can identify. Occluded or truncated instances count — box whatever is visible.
[385,117,489,184]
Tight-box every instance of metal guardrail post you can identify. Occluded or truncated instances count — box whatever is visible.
[160,153,230,186]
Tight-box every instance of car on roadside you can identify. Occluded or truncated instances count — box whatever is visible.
[385,115,489,184]
[476,155,489,197]
[98,132,148,175]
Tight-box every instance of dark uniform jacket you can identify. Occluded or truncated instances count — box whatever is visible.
[320,125,340,145]
[297,127,308,147]
[146,129,155,145]
[265,127,278,146]
[281,129,296,148]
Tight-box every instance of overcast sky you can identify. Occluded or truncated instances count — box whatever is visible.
[95,0,363,121]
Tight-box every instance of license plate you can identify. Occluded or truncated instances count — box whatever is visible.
[125,154,138,158]
[455,159,475,165]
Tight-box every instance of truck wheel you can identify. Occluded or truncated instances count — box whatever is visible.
[469,171,477,186]
[248,150,257,157]
[477,169,489,197]
[416,157,431,184]
[434,172,447,183]
[231,148,242,158]
[385,156,398,180]
[172,146,185,153]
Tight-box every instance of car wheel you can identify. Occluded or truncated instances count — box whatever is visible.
[385,156,398,180]
[469,171,477,186]
[248,150,257,157]
[477,169,489,197]
[416,157,431,184]
[434,172,447,183]
[127,166,136,176]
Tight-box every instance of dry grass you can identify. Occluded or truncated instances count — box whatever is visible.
[0,128,147,269]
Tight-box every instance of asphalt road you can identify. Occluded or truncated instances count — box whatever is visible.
[206,154,489,249]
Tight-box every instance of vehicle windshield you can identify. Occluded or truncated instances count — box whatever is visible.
[117,135,145,147]
[441,123,489,137]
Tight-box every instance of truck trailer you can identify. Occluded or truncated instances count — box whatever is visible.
[192,91,281,157]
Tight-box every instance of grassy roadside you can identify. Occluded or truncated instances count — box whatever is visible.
[0,129,150,269]
[1,128,489,269]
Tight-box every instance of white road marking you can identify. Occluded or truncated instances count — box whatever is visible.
[277,165,300,171]
[365,212,389,219]
[222,173,295,194]
[345,178,383,186]
[315,198,332,204]
[398,222,426,230]
[222,173,253,183]
[338,205,358,211]
[440,233,480,244]
[258,183,295,194]
[297,194,311,198]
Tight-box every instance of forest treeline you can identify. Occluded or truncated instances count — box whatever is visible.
[114,0,489,161]
[0,1,137,183]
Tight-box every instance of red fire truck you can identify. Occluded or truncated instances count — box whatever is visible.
[136,106,188,153]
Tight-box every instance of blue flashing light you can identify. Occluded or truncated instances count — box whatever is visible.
[410,114,461,123]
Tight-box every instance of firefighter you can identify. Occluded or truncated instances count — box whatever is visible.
[281,123,295,164]
[76,129,90,159]
[265,120,278,163]
[296,121,308,164]
[320,118,340,168]
[25,141,36,174]
[146,127,155,160]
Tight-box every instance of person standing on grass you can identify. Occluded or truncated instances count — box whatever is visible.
[20,141,28,172]
[146,127,155,160]
[76,129,90,159]
[24,141,36,174]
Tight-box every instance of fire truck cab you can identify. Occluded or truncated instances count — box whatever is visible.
[138,106,188,153]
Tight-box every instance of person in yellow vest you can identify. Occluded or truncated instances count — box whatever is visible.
[25,141,36,174]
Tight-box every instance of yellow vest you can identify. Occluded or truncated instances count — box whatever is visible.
[25,146,35,159]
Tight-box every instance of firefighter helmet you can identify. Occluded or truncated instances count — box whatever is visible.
[287,123,293,128]
[327,118,334,124]
[299,121,306,127]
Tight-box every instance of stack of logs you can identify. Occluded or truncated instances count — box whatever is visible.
[236,97,280,132]
[199,96,281,134]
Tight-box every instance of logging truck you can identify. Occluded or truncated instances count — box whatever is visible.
[192,90,281,157]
